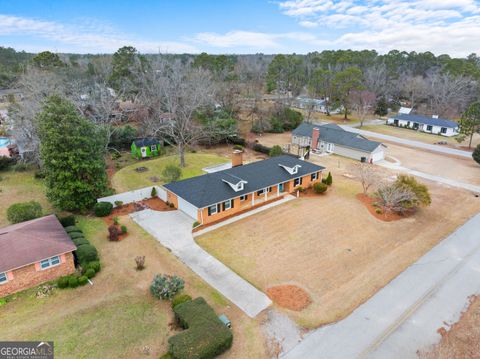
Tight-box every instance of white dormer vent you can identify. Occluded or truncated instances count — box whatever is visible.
[278,164,301,175]
[222,174,248,192]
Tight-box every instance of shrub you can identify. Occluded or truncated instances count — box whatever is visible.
[57,276,70,289]
[0,156,15,171]
[229,136,246,146]
[162,165,182,183]
[75,244,99,265]
[375,208,382,214]
[192,221,200,228]
[114,200,123,207]
[473,144,480,165]
[68,276,79,288]
[58,215,75,227]
[121,225,127,234]
[297,186,305,192]
[64,225,81,233]
[150,274,185,300]
[94,202,113,217]
[232,144,244,151]
[113,216,119,225]
[69,232,84,240]
[313,182,328,194]
[269,145,283,157]
[6,201,42,224]
[169,297,233,359]
[33,169,46,179]
[395,174,431,207]
[85,261,101,273]
[171,294,192,309]
[78,275,89,286]
[252,143,271,154]
[72,237,89,246]
[150,186,158,198]
[135,256,146,270]
[85,268,96,279]
[169,203,174,208]
[325,172,333,185]
[108,225,120,241]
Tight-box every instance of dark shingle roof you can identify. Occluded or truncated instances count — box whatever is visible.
[163,155,325,208]
[392,113,458,128]
[133,138,159,147]
[292,123,382,152]
[0,215,76,273]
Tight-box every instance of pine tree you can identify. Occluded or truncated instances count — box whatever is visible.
[37,96,109,211]
[473,144,480,165]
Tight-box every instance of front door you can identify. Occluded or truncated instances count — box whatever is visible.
[140,147,147,158]
[279,183,285,192]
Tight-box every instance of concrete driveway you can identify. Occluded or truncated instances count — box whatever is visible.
[130,209,272,318]
[283,213,480,359]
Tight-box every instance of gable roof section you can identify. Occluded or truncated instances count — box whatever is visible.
[292,123,382,152]
[164,155,324,208]
[392,113,458,128]
[133,138,159,147]
[0,215,76,273]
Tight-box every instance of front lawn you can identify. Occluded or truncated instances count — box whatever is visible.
[111,153,228,192]
[196,175,480,329]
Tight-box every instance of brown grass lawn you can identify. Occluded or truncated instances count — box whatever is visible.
[196,174,480,329]
[0,216,267,358]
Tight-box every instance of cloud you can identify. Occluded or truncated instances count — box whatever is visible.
[276,0,480,56]
[0,14,198,53]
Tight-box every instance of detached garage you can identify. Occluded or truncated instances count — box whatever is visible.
[292,123,385,163]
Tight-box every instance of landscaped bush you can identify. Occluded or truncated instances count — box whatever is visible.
[58,215,75,227]
[150,274,185,300]
[169,297,233,359]
[68,276,79,288]
[72,237,89,246]
[114,200,123,207]
[84,261,101,273]
[324,172,333,185]
[135,256,145,270]
[252,143,271,155]
[108,224,120,241]
[192,221,200,228]
[6,201,43,224]
[0,156,15,171]
[85,268,96,279]
[120,225,127,234]
[78,275,88,286]
[171,294,192,309]
[313,182,328,194]
[232,144,244,151]
[94,202,113,217]
[57,276,70,289]
[75,244,99,265]
[151,186,158,197]
[269,145,283,157]
[162,165,182,183]
[64,225,81,233]
[69,232,85,240]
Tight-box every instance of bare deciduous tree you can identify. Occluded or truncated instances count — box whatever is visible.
[375,183,416,214]
[349,90,376,127]
[351,163,382,194]
[401,75,427,109]
[139,58,215,167]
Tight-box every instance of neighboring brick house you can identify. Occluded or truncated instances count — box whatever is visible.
[0,215,77,297]
[164,153,325,225]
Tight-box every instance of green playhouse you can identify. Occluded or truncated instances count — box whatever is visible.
[131,138,162,159]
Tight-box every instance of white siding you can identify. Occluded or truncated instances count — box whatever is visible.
[387,118,457,137]
[292,135,311,147]
[333,145,372,161]
[98,185,167,207]
[177,196,198,220]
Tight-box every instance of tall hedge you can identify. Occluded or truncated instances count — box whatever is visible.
[168,297,233,359]
[37,95,109,212]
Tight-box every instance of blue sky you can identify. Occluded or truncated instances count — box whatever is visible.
[0,0,479,56]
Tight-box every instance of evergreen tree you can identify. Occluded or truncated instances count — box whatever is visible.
[37,96,108,211]
[374,97,388,116]
[473,144,480,165]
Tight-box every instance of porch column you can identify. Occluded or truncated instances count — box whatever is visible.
[264,189,267,201]
[251,194,255,207]
[277,185,280,197]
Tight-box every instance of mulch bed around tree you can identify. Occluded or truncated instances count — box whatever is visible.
[356,193,412,222]
[266,285,312,311]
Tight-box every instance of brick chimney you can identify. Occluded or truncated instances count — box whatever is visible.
[231,149,243,167]
[311,127,320,150]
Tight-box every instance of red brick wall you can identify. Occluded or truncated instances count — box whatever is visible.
[0,252,76,297]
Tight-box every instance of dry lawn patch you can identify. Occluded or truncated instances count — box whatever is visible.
[197,176,480,328]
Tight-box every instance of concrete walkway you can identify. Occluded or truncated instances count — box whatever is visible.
[193,194,296,237]
[340,125,473,159]
[130,209,272,318]
[282,213,480,359]
[377,159,480,193]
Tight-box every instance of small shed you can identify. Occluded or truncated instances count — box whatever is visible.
[131,138,162,159]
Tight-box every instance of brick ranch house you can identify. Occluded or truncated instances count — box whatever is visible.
[163,153,325,225]
[0,215,76,297]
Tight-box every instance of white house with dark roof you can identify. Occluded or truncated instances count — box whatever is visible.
[387,113,458,137]
[292,123,385,163]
